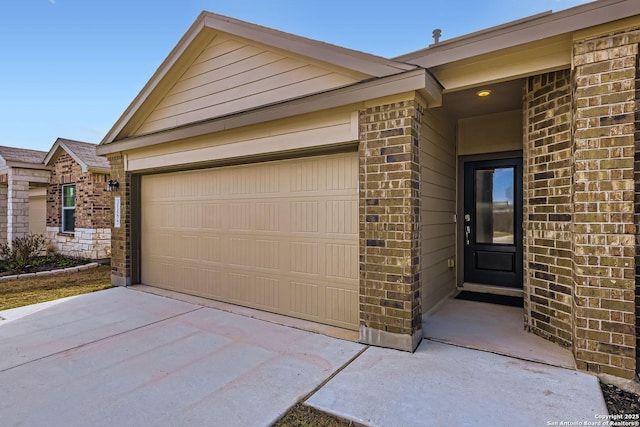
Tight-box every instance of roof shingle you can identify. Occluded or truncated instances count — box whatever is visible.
[54,138,110,170]
[0,146,47,164]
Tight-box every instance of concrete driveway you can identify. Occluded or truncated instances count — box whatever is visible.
[0,287,607,427]
[0,287,363,427]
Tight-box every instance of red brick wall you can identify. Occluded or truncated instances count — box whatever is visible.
[47,153,111,230]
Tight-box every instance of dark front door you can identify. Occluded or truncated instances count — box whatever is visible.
[463,158,523,288]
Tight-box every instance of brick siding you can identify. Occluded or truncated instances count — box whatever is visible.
[523,70,574,349]
[358,97,423,351]
[634,42,640,379]
[107,153,131,286]
[572,30,639,378]
[47,152,112,258]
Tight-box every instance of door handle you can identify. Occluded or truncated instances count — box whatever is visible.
[465,226,471,246]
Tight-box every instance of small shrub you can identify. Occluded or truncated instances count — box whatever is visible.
[0,234,47,269]
[46,241,58,257]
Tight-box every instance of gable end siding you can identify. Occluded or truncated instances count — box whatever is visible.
[134,34,365,136]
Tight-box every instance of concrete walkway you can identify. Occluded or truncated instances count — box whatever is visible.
[423,298,576,368]
[0,288,607,427]
[307,341,607,427]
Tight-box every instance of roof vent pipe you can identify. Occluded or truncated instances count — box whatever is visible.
[432,28,442,44]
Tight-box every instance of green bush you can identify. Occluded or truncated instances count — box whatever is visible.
[0,234,48,269]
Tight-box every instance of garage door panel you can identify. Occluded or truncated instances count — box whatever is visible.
[326,244,359,280]
[326,287,359,325]
[290,201,319,233]
[141,153,358,330]
[290,281,320,317]
[254,277,280,309]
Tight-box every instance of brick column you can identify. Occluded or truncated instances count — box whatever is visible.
[107,154,131,287]
[7,170,30,243]
[572,29,639,378]
[0,185,7,244]
[523,70,574,348]
[636,52,640,379]
[359,97,423,352]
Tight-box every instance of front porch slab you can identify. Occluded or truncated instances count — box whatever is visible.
[423,298,575,369]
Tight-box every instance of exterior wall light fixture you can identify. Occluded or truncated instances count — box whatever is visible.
[106,179,120,192]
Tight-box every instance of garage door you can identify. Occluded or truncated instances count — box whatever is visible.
[141,152,359,330]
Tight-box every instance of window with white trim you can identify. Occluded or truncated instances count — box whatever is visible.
[62,184,76,233]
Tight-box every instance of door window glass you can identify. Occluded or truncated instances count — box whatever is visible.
[475,167,514,244]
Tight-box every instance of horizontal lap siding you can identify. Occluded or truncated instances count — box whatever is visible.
[135,34,363,136]
[420,108,456,312]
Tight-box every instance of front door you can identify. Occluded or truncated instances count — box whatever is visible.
[463,158,523,288]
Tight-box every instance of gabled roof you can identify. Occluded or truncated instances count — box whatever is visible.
[0,145,48,169]
[44,138,110,174]
[395,0,640,68]
[101,11,417,145]
[198,12,415,77]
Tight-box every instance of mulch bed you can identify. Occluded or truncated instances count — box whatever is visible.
[0,255,90,277]
[600,383,640,416]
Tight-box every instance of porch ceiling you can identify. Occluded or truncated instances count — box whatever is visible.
[442,79,524,120]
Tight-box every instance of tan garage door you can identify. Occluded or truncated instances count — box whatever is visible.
[141,152,359,330]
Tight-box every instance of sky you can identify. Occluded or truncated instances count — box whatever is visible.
[1,0,593,152]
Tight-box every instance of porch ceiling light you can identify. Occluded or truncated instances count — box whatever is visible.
[476,89,492,97]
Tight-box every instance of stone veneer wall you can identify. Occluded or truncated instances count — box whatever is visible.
[523,70,574,348]
[46,227,111,259]
[572,29,638,378]
[107,153,131,287]
[47,152,112,259]
[358,96,423,351]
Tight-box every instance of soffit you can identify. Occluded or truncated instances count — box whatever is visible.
[442,79,524,121]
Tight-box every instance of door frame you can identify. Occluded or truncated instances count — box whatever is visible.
[456,151,523,292]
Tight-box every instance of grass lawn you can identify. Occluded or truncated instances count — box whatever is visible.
[0,264,112,311]
[275,403,354,427]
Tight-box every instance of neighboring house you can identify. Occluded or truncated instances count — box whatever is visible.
[44,138,111,260]
[0,146,50,243]
[97,0,640,379]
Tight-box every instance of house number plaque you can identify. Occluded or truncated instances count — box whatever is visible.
[114,196,121,228]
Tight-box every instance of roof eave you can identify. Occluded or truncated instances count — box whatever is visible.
[101,12,211,145]
[87,166,111,174]
[200,12,416,77]
[97,68,442,156]
[44,140,90,173]
[5,161,52,171]
[395,0,640,68]
[101,11,416,146]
